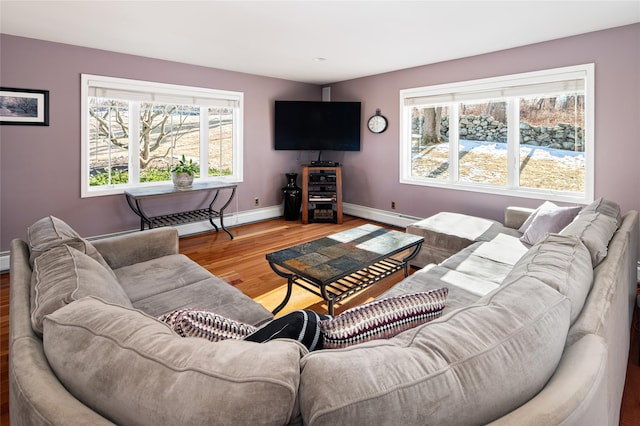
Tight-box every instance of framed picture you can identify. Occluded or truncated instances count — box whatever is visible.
[0,87,49,126]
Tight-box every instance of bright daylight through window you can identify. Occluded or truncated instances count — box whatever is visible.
[400,64,594,203]
[81,74,243,197]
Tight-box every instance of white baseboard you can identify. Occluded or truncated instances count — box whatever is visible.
[0,203,418,273]
[343,202,421,228]
[0,253,8,272]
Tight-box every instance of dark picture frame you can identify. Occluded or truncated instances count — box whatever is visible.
[0,87,49,126]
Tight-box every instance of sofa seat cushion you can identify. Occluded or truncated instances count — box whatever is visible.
[439,243,512,284]
[504,234,593,323]
[27,216,115,278]
[31,245,132,335]
[467,232,530,266]
[379,264,494,314]
[43,297,305,426]
[115,254,273,326]
[407,212,522,268]
[299,274,571,426]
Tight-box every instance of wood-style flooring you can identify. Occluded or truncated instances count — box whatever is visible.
[1,216,638,424]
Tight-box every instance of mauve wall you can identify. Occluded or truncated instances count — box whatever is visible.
[0,35,320,251]
[332,23,640,223]
[2,24,639,251]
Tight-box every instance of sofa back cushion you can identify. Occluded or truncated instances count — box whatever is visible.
[579,197,621,226]
[503,233,593,323]
[560,212,618,267]
[299,275,571,425]
[43,297,305,426]
[31,245,132,335]
[567,211,638,346]
[27,216,115,277]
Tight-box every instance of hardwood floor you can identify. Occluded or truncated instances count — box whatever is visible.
[1,215,638,424]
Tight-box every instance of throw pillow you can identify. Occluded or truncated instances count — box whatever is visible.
[518,201,556,233]
[519,203,581,245]
[244,310,331,351]
[319,288,448,349]
[159,309,257,342]
[30,245,132,335]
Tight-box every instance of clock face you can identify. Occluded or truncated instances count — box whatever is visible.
[368,114,388,133]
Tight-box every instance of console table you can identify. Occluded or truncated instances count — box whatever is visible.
[124,182,237,239]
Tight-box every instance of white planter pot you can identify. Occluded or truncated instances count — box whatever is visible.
[171,172,194,189]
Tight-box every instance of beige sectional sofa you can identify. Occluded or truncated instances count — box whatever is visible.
[9,199,638,425]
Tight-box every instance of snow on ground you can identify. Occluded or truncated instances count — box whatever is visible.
[416,139,585,168]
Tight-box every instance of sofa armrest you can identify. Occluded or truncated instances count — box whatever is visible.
[504,206,535,230]
[91,228,179,270]
[9,239,116,425]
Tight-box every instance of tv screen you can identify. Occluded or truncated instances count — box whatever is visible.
[274,101,361,151]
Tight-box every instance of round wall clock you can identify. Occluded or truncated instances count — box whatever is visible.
[367,109,388,134]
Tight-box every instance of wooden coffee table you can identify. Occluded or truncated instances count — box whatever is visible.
[266,224,424,315]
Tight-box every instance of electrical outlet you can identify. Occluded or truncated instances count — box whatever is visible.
[391,201,396,210]
[254,197,259,206]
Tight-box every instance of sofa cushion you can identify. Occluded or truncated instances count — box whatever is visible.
[30,245,132,335]
[27,216,116,277]
[406,212,521,267]
[519,202,581,245]
[245,310,331,351]
[464,232,530,266]
[114,254,273,326]
[379,264,487,313]
[440,242,513,284]
[579,197,621,226]
[560,212,619,266]
[159,309,257,342]
[299,274,571,426]
[504,234,593,323]
[320,288,448,349]
[566,211,635,347]
[43,297,306,426]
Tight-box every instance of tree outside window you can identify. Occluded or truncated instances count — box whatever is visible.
[81,75,242,197]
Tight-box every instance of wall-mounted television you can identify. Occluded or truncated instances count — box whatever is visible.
[274,101,361,151]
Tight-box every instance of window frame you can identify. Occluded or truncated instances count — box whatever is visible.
[399,64,594,204]
[81,74,243,198]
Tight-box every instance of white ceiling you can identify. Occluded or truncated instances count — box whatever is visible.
[2,1,639,85]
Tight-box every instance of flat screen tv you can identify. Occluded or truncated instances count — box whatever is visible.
[274,101,361,151]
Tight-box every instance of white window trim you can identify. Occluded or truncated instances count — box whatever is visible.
[81,74,243,198]
[399,64,594,204]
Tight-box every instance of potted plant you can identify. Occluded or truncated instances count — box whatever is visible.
[170,155,198,189]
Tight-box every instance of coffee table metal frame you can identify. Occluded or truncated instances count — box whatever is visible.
[267,226,423,315]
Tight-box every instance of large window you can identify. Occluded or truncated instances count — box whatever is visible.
[81,74,243,197]
[400,64,594,203]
